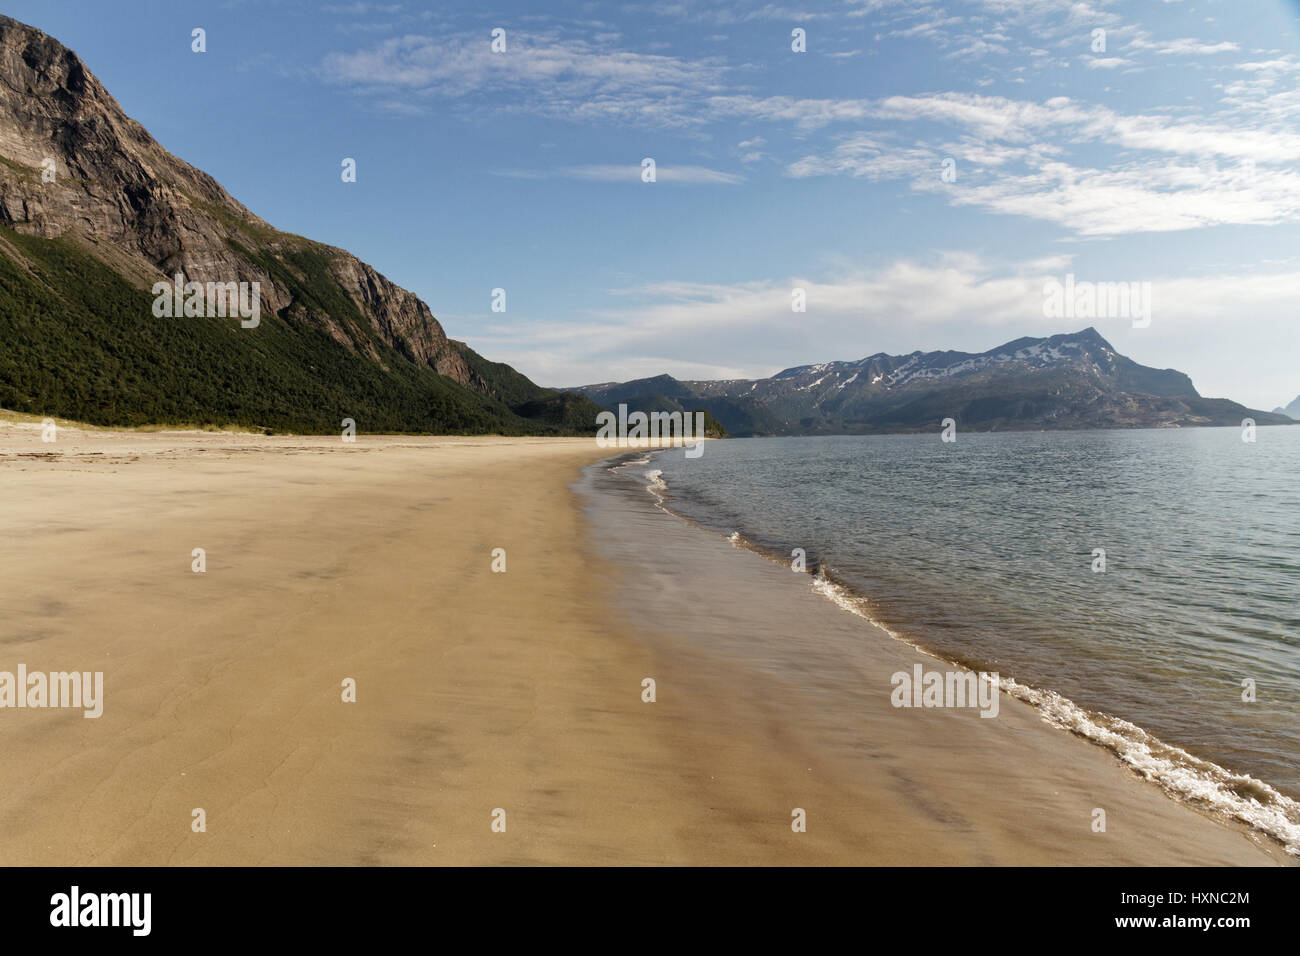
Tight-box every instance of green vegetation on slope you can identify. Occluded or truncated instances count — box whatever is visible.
[454,341,607,432]
[591,392,730,438]
[0,228,591,434]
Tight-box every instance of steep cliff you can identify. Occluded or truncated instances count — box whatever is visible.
[0,15,595,434]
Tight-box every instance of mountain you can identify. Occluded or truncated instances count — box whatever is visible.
[1272,396,1300,420]
[567,374,730,437]
[0,15,599,434]
[568,328,1292,436]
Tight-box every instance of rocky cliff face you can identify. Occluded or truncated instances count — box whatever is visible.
[0,14,469,385]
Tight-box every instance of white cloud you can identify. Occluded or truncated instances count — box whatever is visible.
[321,31,727,127]
[1236,56,1300,73]
[708,93,874,129]
[458,254,1300,409]
[495,164,744,184]
[786,136,935,179]
[937,159,1300,236]
[1128,36,1239,55]
[1084,56,1132,69]
[571,164,745,184]
[319,12,1300,246]
[867,92,1300,162]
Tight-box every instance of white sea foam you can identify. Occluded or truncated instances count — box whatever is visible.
[608,453,652,472]
[609,456,1300,856]
[809,567,1300,854]
[811,566,910,645]
[997,675,1300,855]
[603,449,672,507]
[642,468,669,507]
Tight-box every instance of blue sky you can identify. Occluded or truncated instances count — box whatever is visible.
[8,0,1300,408]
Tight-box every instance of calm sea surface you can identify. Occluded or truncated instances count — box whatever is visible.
[645,428,1300,809]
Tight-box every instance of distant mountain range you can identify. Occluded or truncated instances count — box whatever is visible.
[1272,396,1300,420]
[0,16,600,434]
[566,328,1292,436]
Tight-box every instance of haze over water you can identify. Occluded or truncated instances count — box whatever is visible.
[647,427,1300,807]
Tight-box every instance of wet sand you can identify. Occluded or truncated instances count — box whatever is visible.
[0,418,1284,864]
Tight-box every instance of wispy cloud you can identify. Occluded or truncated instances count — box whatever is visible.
[495,164,745,184]
[1127,35,1240,55]
[934,159,1300,236]
[318,8,1300,242]
[459,253,1300,406]
[320,31,728,127]
[1083,56,1132,69]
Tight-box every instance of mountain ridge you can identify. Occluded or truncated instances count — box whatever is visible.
[567,328,1290,436]
[1272,395,1300,420]
[0,14,598,434]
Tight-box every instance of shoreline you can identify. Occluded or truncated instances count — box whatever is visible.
[0,425,1286,864]
[618,448,1300,858]
[582,449,1291,865]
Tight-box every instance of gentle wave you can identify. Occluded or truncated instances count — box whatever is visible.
[809,562,1300,855]
[604,451,672,510]
[643,468,667,506]
[628,457,1300,856]
[606,452,651,472]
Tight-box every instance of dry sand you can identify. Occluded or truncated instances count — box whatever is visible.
[0,419,1284,864]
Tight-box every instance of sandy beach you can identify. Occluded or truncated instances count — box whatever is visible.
[0,418,1286,865]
